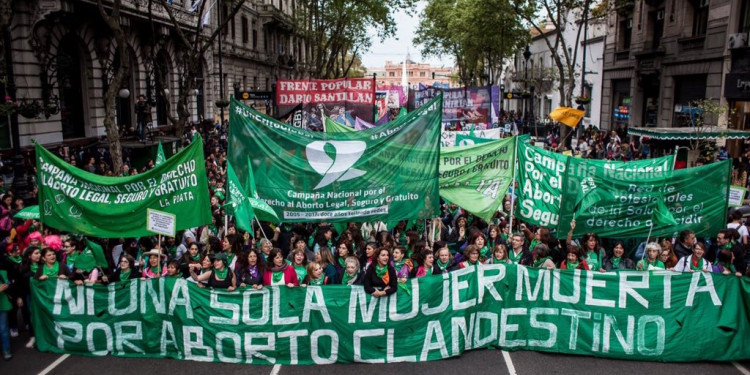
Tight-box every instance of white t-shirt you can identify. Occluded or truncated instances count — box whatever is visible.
[727,222,749,241]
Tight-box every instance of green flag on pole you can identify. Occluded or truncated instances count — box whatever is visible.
[228,95,442,223]
[155,141,166,166]
[439,136,517,221]
[245,157,280,223]
[35,136,212,238]
[225,160,256,233]
[83,238,109,269]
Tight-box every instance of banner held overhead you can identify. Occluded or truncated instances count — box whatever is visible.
[229,94,442,223]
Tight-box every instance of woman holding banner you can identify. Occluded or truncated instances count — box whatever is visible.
[179,243,203,278]
[191,253,237,290]
[288,248,308,283]
[567,221,606,272]
[602,242,635,271]
[141,250,167,279]
[364,248,397,297]
[392,246,413,283]
[236,249,264,289]
[106,254,138,283]
[315,247,339,284]
[637,243,666,271]
[263,248,298,287]
[531,244,556,270]
[34,248,70,280]
[413,248,435,277]
[434,242,457,273]
[674,242,712,273]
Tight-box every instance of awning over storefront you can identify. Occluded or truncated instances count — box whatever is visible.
[629,127,750,140]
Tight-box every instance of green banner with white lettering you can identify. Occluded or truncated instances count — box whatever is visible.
[440,137,516,221]
[228,95,442,223]
[31,267,750,364]
[515,140,674,229]
[35,137,211,238]
[557,159,731,238]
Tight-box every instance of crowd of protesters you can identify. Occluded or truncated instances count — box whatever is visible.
[0,119,749,362]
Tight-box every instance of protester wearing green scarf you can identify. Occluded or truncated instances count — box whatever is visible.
[36,248,69,280]
[340,256,362,285]
[303,262,326,286]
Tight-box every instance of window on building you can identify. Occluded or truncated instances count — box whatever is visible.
[253,76,258,90]
[650,9,665,49]
[420,72,426,77]
[221,5,228,36]
[252,28,258,50]
[279,0,283,12]
[231,15,236,40]
[739,0,750,33]
[240,16,250,44]
[389,72,395,77]
[618,16,633,50]
[265,77,270,91]
[241,17,248,44]
[673,74,707,126]
[408,71,413,77]
[692,0,709,37]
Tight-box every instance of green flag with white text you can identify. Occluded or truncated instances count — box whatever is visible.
[440,136,516,221]
[36,136,211,238]
[558,159,730,238]
[515,140,675,229]
[229,95,442,223]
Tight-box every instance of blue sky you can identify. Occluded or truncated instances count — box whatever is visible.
[360,1,455,69]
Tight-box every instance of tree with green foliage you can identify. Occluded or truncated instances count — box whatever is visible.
[511,0,593,148]
[297,0,417,79]
[414,0,528,87]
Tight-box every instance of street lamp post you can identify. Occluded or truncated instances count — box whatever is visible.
[523,45,531,135]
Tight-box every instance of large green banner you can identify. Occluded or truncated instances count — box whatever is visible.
[228,95,442,223]
[31,267,750,364]
[516,141,674,229]
[440,137,516,221]
[557,159,731,238]
[36,138,211,237]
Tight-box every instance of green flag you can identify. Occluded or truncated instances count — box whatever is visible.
[225,160,255,234]
[155,141,166,166]
[36,136,212,238]
[516,140,675,229]
[558,159,730,238]
[229,95,442,223]
[245,158,280,223]
[324,116,354,133]
[439,136,517,221]
[84,238,109,269]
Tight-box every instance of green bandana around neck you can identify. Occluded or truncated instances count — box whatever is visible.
[8,255,21,264]
[437,259,450,270]
[509,249,524,263]
[341,271,358,285]
[272,270,284,284]
[690,257,704,271]
[120,269,131,281]
[310,276,324,285]
[533,256,551,268]
[393,258,406,272]
[375,264,387,279]
[43,262,59,278]
[567,260,579,269]
[612,257,622,268]
[214,266,229,279]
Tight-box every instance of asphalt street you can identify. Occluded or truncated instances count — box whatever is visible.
[2,332,749,375]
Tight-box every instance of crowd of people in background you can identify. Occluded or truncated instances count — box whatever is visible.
[0,119,748,362]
